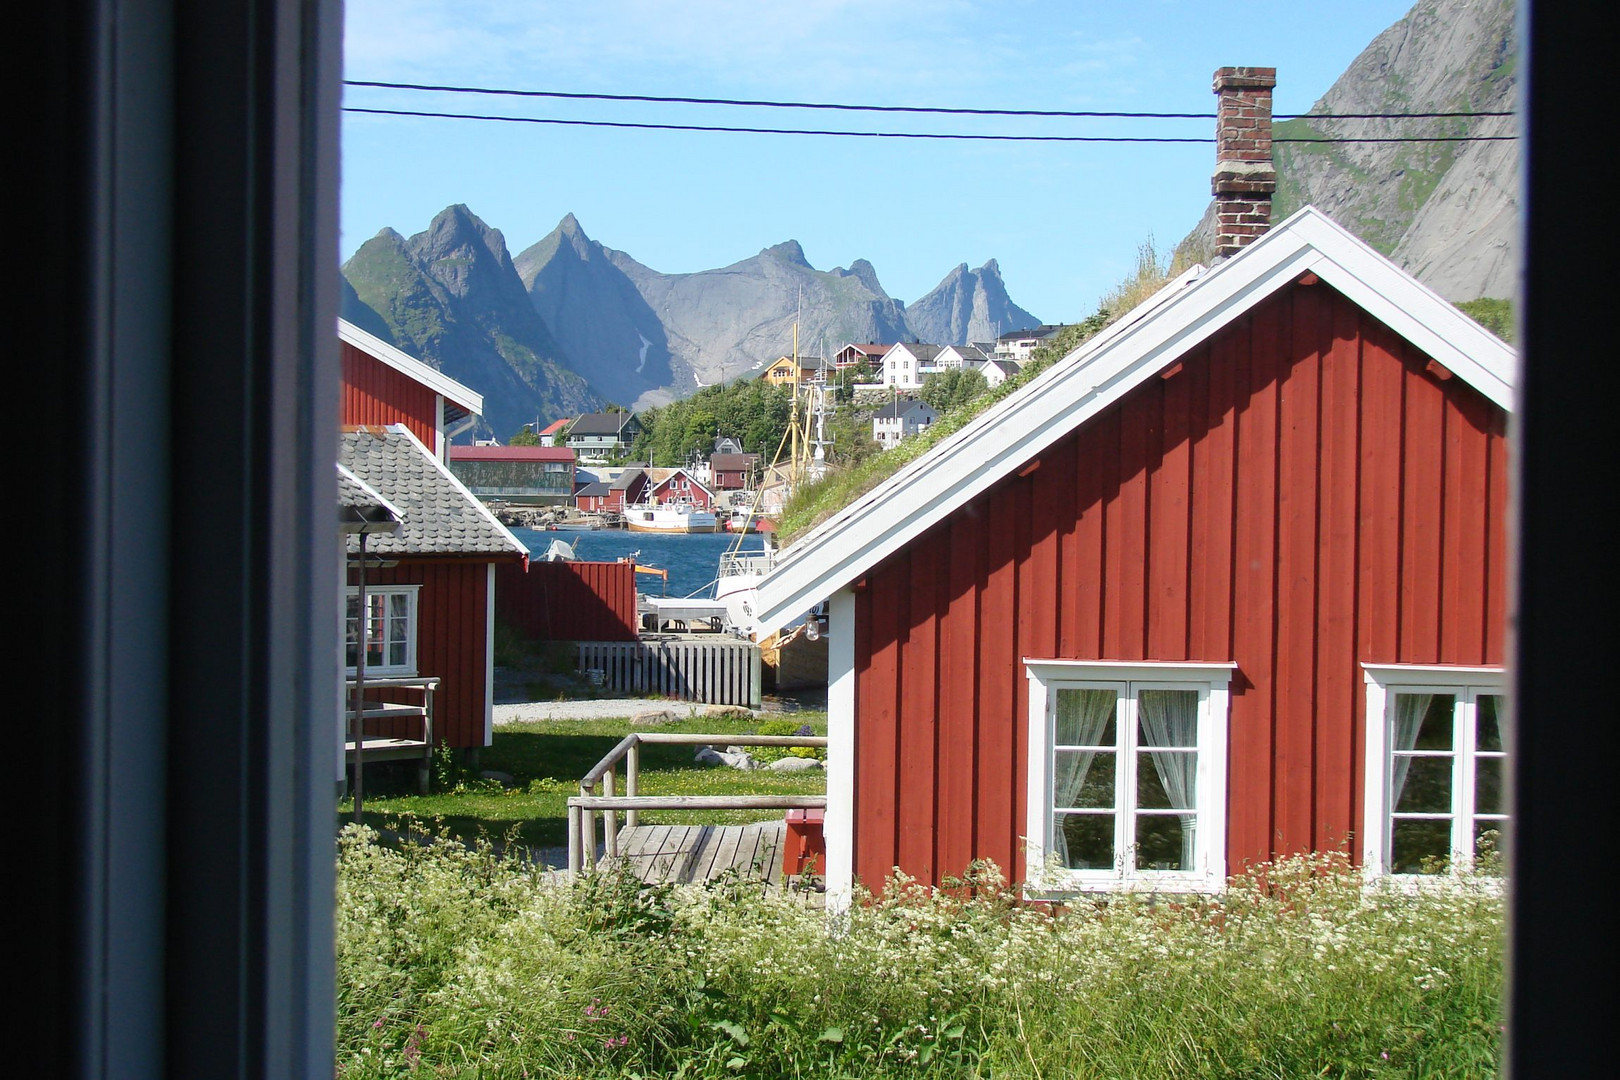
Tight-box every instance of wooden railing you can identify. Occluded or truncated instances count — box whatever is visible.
[567,732,829,876]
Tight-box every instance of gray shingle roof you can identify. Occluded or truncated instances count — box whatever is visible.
[339,426,528,559]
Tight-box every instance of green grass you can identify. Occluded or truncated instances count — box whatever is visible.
[340,712,827,852]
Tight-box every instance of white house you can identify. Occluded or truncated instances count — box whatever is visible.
[871,397,939,447]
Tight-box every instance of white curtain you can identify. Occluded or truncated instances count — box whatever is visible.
[1137,689,1200,869]
[1389,693,1433,813]
[1051,689,1116,867]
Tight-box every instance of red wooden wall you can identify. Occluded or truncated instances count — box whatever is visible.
[353,560,491,748]
[497,561,638,643]
[340,339,440,448]
[852,280,1509,889]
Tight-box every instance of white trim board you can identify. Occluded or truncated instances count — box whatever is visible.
[755,207,1515,632]
[339,317,485,418]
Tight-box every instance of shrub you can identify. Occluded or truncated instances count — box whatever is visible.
[750,719,825,764]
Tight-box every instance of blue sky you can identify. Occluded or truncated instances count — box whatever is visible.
[342,1,1416,324]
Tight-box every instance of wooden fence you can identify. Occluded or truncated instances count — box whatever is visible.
[576,639,761,707]
[497,560,638,642]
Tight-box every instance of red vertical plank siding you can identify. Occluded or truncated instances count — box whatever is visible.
[935,504,986,879]
[340,341,440,447]
[1273,288,1321,855]
[851,281,1509,891]
[1359,321,1404,666]
[1483,410,1509,664]
[856,563,903,886]
[496,562,638,643]
[1400,344,1447,664]
[1315,293,1364,850]
[897,538,940,882]
[1442,389,1491,664]
[354,561,490,749]
[1192,337,1238,663]
[976,483,1019,877]
[1069,419,1111,658]
[1150,364,1192,660]
[1230,305,1281,867]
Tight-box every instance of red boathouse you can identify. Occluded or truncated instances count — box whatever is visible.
[756,207,1515,903]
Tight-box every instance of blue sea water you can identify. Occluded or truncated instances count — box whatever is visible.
[510,527,769,601]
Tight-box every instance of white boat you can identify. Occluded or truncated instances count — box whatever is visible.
[715,546,776,638]
[623,503,719,534]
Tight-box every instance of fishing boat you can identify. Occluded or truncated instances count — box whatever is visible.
[623,503,719,534]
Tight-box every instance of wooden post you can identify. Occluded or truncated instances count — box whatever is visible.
[567,802,582,878]
[581,783,597,872]
[603,767,619,858]
[626,742,640,829]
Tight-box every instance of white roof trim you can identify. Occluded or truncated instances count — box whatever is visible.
[755,206,1516,632]
[336,462,406,522]
[338,318,484,416]
[386,423,530,560]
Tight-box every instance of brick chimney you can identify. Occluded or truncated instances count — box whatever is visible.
[1211,66,1277,258]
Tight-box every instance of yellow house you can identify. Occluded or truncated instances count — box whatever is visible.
[761,355,826,384]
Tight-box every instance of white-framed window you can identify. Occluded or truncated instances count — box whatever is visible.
[1362,665,1508,879]
[345,585,420,677]
[1024,660,1234,894]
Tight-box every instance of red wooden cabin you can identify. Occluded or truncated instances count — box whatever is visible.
[757,208,1515,903]
[339,324,530,752]
[339,318,482,457]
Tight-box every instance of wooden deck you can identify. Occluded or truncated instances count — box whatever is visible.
[604,820,787,885]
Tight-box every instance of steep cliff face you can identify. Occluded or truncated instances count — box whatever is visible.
[514,214,676,412]
[588,238,915,389]
[1184,0,1517,301]
[341,204,600,440]
[905,259,1041,345]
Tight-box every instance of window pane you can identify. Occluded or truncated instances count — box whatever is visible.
[1054,813,1113,870]
[1410,694,1456,749]
[1391,819,1451,874]
[1137,689,1198,747]
[1476,695,1504,752]
[1055,688,1116,746]
[1054,750,1114,808]
[1135,814,1193,871]
[388,641,406,667]
[1138,749,1196,809]
[1473,820,1508,865]
[1475,756,1505,814]
[1393,756,1453,813]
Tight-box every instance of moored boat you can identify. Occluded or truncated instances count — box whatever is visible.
[623,504,719,534]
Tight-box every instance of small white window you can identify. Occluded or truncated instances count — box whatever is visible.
[1362,665,1508,879]
[345,585,420,677]
[1025,660,1234,894]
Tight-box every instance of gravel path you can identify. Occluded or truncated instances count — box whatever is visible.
[493,698,728,725]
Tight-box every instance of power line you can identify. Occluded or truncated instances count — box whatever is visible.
[343,106,1517,143]
[342,79,1514,122]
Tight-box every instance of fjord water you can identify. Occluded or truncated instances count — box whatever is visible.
[510,527,769,600]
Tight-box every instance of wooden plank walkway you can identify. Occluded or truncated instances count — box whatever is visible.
[605,820,786,885]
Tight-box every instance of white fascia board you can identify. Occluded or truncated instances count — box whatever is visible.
[338,318,485,417]
[755,208,1518,632]
[387,424,530,560]
[336,463,406,523]
[1283,211,1516,411]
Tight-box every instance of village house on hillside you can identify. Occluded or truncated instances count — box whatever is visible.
[761,354,829,385]
[565,411,643,462]
[881,342,944,389]
[871,397,940,448]
[759,205,1514,904]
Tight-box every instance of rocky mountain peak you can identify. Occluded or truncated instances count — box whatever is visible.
[762,239,810,267]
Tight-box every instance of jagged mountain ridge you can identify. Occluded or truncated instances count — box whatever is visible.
[341,205,601,439]
[1184,0,1517,301]
[346,208,1044,424]
[905,259,1039,346]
